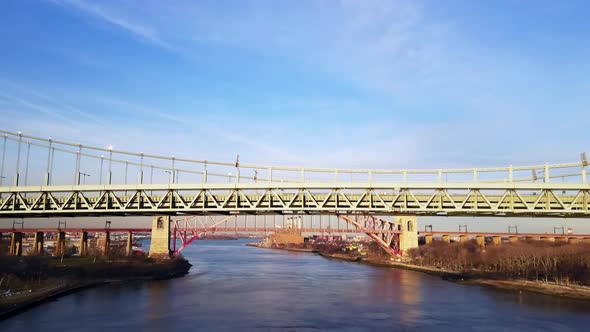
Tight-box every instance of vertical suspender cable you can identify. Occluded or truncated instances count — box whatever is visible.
[75,144,82,184]
[0,135,6,186]
[99,156,104,185]
[24,143,30,186]
[15,133,22,184]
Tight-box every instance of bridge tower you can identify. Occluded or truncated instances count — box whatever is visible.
[149,216,171,258]
[396,216,418,255]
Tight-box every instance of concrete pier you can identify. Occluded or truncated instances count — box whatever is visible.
[397,216,418,255]
[56,231,66,256]
[34,231,44,255]
[442,234,450,243]
[79,232,88,256]
[509,236,518,243]
[149,216,171,258]
[555,237,568,243]
[102,232,111,255]
[492,236,502,246]
[459,235,468,243]
[9,232,23,256]
[476,235,485,248]
[126,232,133,256]
[425,234,433,245]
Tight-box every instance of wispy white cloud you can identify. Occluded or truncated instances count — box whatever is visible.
[24,1,590,170]
[52,0,173,50]
[0,79,102,124]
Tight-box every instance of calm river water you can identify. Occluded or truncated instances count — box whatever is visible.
[2,239,590,331]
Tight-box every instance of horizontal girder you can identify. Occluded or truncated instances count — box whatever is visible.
[1,184,589,218]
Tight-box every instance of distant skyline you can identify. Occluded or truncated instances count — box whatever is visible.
[1,1,589,233]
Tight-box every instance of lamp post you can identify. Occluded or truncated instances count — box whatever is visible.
[79,172,90,184]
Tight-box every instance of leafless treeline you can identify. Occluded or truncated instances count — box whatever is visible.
[408,240,590,286]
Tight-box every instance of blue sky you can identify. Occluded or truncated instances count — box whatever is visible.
[1,0,589,169]
[1,0,590,232]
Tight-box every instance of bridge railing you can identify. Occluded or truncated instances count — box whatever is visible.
[0,129,587,188]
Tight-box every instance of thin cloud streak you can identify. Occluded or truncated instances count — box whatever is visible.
[53,0,174,51]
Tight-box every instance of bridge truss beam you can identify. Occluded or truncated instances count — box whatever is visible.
[1,183,588,218]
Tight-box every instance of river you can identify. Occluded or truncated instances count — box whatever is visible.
[2,239,590,331]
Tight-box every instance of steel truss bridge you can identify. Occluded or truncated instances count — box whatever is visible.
[0,129,588,218]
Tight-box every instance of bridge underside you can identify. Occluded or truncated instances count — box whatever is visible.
[0,185,589,218]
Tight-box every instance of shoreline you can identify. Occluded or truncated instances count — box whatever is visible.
[251,244,590,300]
[464,279,590,300]
[0,281,107,320]
[0,257,191,320]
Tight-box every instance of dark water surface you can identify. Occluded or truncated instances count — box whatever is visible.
[2,239,590,331]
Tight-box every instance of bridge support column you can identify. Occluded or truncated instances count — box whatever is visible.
[34,232,44,255]
[492,236,502,246]
[555,237,568,244]
[542,236,555,243]
[459,235,468,243]
[102,232,111,255]
[149,216,171,258]
[56,231,66,256]
[476,235,485,248]
[396,216,418,255]
[442,234,450,243]
[126,232,133,256]
[425,234,433,245]
[9,232,23,256]
[569,238,580,244]
[509,236,518,243]
[79,232,88,256]
[526,236,541,241]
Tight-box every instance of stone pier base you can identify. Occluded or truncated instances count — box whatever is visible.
[9,232,23,256]
[79,232,88,256]
[149,216,171,258]
[34,232,44,255]
[126,232,133,256]
[56,231,66,256]
[476,235,485,248]
[492,236,502,246]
